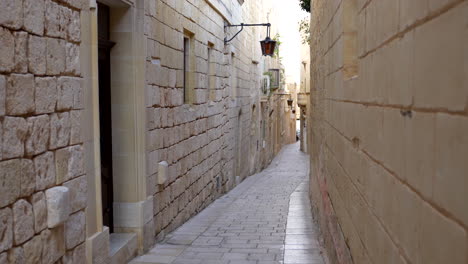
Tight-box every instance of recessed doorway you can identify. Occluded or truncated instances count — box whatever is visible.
[97,2,115,233]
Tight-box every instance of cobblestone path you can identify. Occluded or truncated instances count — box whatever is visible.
[130,142,325,264]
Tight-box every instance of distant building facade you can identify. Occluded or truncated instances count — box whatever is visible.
[298,30,310,153]
[0,0,294,263]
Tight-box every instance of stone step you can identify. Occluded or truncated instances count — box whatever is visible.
[109,232,138,264]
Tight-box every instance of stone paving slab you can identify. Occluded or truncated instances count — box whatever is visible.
[130,143,326,264]
[284,181,325,264]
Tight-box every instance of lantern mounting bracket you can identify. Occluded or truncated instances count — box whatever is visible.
[224,23,271,44]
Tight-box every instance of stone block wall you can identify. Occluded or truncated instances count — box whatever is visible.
[0,0,292,261]
[309,0,467,263]
[0,0,87,263]
[143,0,282,246]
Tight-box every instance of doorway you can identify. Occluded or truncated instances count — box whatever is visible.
[235,110,242,178]
[98,2,115,233]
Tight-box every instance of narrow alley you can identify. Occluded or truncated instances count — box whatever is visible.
[130,142,325,264]
[1,0,467,263]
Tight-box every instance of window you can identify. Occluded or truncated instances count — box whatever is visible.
[207,42,215,101]
[184,37,190,103]
[183,31,194,104]
[231,53,237,98]
[269,69,280,89]
[250,61,258,93]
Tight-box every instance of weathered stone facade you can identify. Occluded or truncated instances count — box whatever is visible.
[308,0,468,263]
[0,0,86,263]
[0,0,293,263]
[298,36,310,153]
[141,0,292,253]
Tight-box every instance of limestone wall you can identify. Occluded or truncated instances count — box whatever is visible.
[0,0,293,262]
[309,0,468,263]
[0,0,87,263]
[141,0,288,251]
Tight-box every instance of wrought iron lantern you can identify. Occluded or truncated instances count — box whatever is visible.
[225,23,277,56]
[260,25,276,56]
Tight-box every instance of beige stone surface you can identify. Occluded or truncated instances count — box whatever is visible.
[35,77,57,114]
[87,227,110,264]
[0,121,2,160]
[12,199,34,245]
[0,207,13,252]
[26,115,50,156]
[62,242,85,264]
[65,211,85,250]
[157,161,169,185]
[50,112,71,149]
[19,159,35,197]
[0,0,23,29]
[44,0,61,38]
[2,117,28,159]
[31,191,47,233]
[66,43,81,75]
[46,38,66,75]
[420,202,467,264]
[0,75,5,116]
[434,114,468,226]
[28,35,47,75]
[143,219,156,251]
[55,145,84,184]
[70,110,82,145]
[23,235,43,264]
[34,151,56,191]
[413,2,468,111]
[68,10,81,42]
[0,0,88,261]
[41,226,65,264]
[0,160,21,207]
[57,77,82,111]
[0,24,14,72]
[309,0,468,263]
[6,74,35,115]
[60,6,71,40]
[45,186,70,228]
[62,0,86,10]
[428,0,459,12]
[404,112,434,198]
[24,0,45,35]
[14,31,28,73]
[399,0,429,29]
[8,246,25,263]
[63,175,87,213]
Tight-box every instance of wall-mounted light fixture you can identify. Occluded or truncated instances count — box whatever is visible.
[287,99,294,111]
[224,23,277,57]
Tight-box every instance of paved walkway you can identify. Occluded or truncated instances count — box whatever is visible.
[130,142,325,264]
